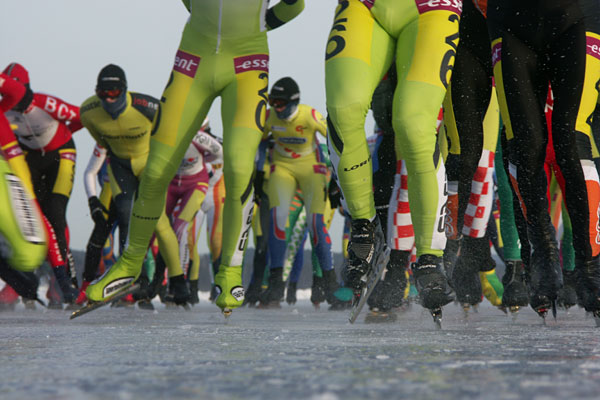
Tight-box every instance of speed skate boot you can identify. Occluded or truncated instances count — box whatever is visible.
[451,237,488,315]
[133,275,155,310]
[310,275,326,308]
[367,250,410,313]
[501,260,529,316]
[165,274,191,306]
[527,227,562,321]
[411,254,454,328]
[187,279,200,305]
[86,258,141,303]
[443,237,461,291]
[286,281,297,305]
[557,269,578,310]
[53,265,79,305]
[343,218,387,296]
[259,267,285,308]
[243,280,263,307]
[575,257,600,326]
[214,265,245,316]
[322,268,344,309]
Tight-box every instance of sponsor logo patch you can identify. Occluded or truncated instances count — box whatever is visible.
[231,286,245,302]
[415,0,462,14]
[587,36,600,61]
[103,277,134,298]
[279,137,306,144]
[234,54,269,74]
[491,42,502,68]
[174,50,201,78]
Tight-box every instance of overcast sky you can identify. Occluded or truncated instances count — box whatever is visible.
[1,0,374,254]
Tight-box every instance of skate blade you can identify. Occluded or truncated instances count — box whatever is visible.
[348,247,390,324]
[431,308,442,330]
[551,300,557,320]
[69,284,140,320]
[364,310,398,324]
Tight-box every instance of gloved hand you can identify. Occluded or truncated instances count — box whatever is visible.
[88,196,108,224]
[253,170,265,204]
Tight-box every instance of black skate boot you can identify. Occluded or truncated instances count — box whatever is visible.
[411,254,454,328]
[452,237,489,314]
[501,260,529,316]
[443,237,461,291]
[322,269,344,310]
[53,265,79,304]
[310,275,326,308]
[527,229,562,320]
[132,274,154,310]
[165,275,191,307]
[243,280,263,307]
[557,269,578,310]
[259,267,285,308]
[344,218,389,323]
[367,250,409,316]
[188,279,200,305]
[343,218,387,291]
[286,281,297,305]
[575,257,600,325]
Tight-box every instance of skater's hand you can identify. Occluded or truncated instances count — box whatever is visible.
[88,196,108,224]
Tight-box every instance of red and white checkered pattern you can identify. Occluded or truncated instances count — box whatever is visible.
[462,149,495,238]
[387,160,415,251]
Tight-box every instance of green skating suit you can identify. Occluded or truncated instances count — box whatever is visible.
[325,0,461,257]
[86,0,305,310]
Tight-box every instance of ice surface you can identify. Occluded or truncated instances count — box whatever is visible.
[1,296,600,400]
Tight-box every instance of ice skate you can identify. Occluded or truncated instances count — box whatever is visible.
[286,281,297,305]
[214,266,245,316]
[164,275,191,307]
[557,270,578,310]
[575,257,600,326]
[258,267,285,309]
[367,250,410,313]
[501,260,529,319]
[411,255,454,328]
[343,218,389,323]
[187,279,200,305]
[243,280,263,307]
[70,283,141,320]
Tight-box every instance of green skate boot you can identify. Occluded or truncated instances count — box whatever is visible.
[215,266,245,316]
[86,260,141,302]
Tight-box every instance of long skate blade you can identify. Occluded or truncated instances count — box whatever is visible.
[551,300,557,320]
[69,284,140,320]
[348,247,390,324]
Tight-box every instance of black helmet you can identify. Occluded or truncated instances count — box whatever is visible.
[269,77,300,119]
[96,64,127,98]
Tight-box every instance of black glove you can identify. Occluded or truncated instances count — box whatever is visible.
[88,196,108,224]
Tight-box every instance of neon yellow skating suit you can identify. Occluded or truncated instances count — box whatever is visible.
[264,105,333,271]
[325,0,461,257]
[0,156,47,272]
[80,91,184,282]
[87,0,305,310]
